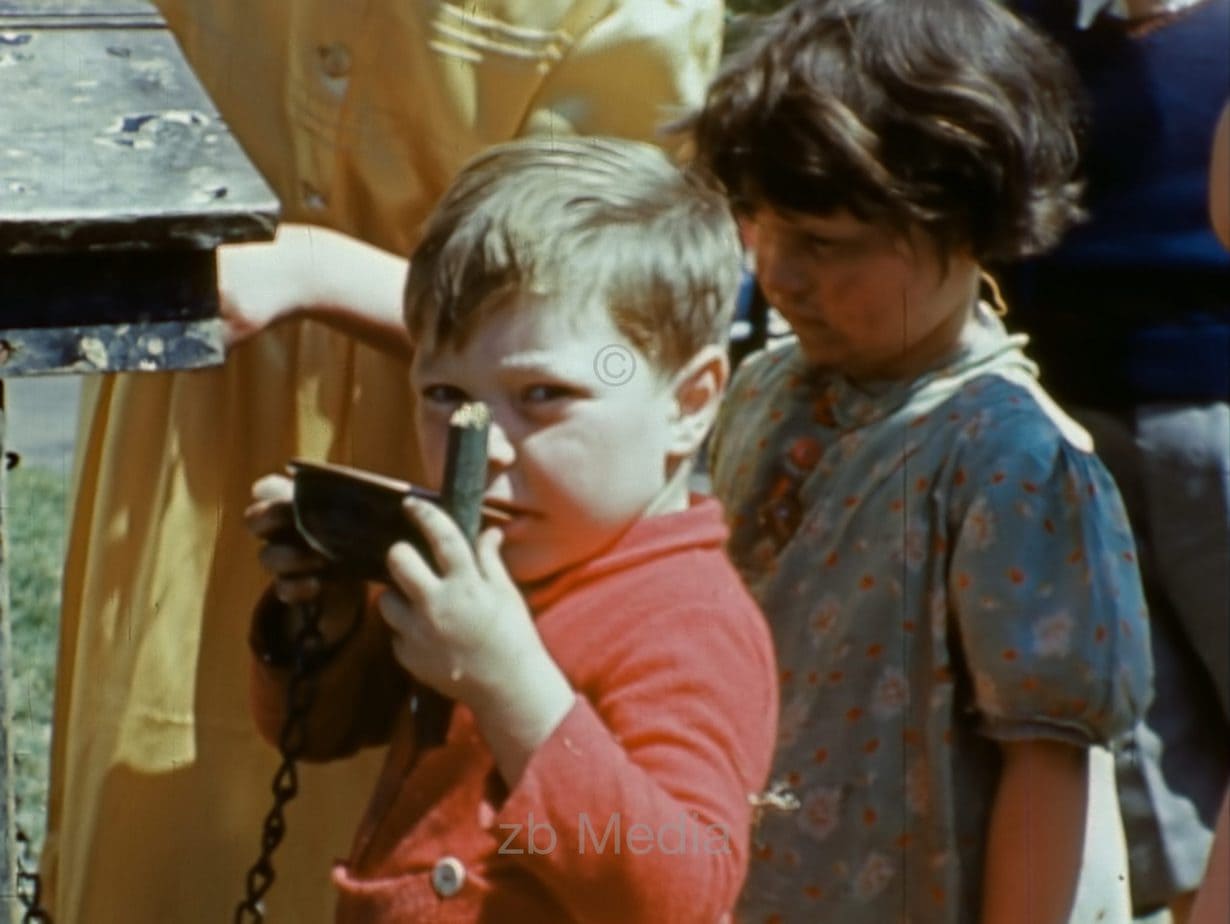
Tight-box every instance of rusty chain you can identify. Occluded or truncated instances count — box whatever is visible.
[234,600,326,923]
[15,827,52,922]
[3,600,326,924]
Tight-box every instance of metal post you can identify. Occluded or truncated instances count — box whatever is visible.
[0,380,16,924]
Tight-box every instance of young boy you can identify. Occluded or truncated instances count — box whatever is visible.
[243,137,778,922]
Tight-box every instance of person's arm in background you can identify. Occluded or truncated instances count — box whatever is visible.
[1211,100,1230,250]
[218,223,411,357]
[1190,790,1230,924]
[1191,99,1230,924]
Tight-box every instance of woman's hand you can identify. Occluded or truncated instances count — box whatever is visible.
[217,235,303,347]
[218,223,412,355]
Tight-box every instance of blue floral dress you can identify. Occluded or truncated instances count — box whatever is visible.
[711,306,1153,924]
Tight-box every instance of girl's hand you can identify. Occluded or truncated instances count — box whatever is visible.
[379,498,574,784]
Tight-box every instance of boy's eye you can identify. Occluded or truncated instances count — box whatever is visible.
[421,383,469,406]
[521,383,574,403]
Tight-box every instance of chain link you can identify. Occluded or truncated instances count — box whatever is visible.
[234,601,326,923]
[15,827,52,922]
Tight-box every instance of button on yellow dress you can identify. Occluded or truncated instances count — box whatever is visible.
[39,2,723,921]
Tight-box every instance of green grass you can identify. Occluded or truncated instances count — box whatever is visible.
[7,464,71,863]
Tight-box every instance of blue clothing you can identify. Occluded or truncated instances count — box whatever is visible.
[1007,0,1230,405]
[711,307,1152,923]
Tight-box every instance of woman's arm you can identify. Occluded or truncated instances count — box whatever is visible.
[219,223,412,356]
[981,739,1088,924]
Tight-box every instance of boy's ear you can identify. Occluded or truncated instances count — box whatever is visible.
[668,344,729,458]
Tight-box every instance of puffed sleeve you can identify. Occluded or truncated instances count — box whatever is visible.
[519,0,724,147]
[948,428,1153,747]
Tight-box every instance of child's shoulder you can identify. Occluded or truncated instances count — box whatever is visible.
[549,496,758,625]
[542,498,774,688]
[625,498,759,611]
[940,366,1094,464]
[931,369,1134,529]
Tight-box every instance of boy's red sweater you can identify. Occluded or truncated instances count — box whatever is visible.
[250,498,778,923]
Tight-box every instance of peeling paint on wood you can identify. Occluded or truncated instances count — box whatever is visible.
[0,318,224,375]
[0,0,278,253]
[0,0,277,379]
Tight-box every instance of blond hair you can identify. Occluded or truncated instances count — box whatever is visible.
[404,136,742,372]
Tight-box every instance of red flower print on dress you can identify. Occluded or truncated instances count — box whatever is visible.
[853,851,896,900]
[787,436,822,471]
[797,786,844,842]
[872,666,910,718]
[808,594,843,642]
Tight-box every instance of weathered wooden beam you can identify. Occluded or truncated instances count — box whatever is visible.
[0,0,162,31]
[0,4,277,256]
[0,318,223,377]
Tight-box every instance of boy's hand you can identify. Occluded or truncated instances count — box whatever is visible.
[245,474,329,604]
[378,497,545,702]
[380,497,575,785]
[245,474,362,646]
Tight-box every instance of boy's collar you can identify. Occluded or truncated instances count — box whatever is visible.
[521,496,727,613]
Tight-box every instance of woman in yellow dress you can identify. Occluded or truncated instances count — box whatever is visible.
[39,2,725,921]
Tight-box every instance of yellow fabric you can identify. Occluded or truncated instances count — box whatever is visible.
[40,2,723,921]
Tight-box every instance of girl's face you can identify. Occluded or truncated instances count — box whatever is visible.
[749,206,980,381]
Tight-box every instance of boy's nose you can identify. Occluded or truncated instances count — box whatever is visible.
[485,419,517,469]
